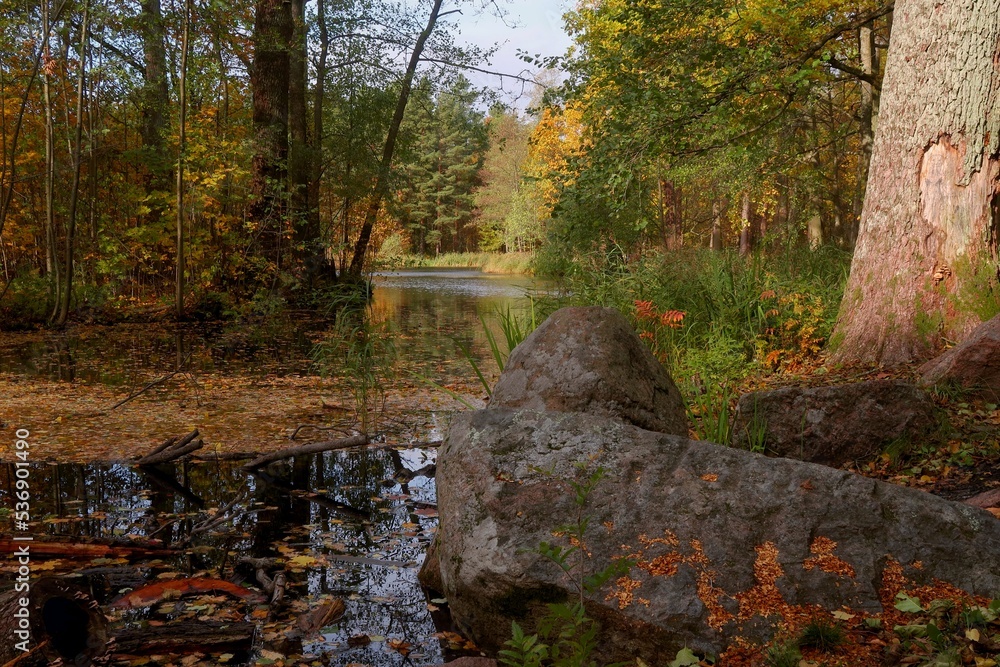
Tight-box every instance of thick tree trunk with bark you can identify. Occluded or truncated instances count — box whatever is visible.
[139,0,171,200]
[288,0,313,262]
[832,0,1000,365]
[250,0,293,271]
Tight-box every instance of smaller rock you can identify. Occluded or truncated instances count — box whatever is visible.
[489,306,688,435]
[963,488,1000,509]
[731,379,939,467]
[919,313,1000,399]
[434,658,497,667]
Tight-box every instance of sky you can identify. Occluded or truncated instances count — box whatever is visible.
[448,0,576,107]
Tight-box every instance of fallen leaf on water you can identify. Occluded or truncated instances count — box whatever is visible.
[387,639,412,656]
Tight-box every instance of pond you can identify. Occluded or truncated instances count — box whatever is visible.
[0,268,547,666]
[0,268,543,386]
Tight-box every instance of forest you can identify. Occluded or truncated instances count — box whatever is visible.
[2,0,1000,665]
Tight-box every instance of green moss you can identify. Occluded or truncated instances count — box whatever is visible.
[952,254,1000,322]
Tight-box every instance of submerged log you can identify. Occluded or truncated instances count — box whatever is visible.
[0,577,107,665]
[241,434,369,470]
[0,537,175,560]
[110,620,255,656]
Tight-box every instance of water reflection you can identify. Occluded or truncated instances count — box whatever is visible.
[0,446,450,665]
[0,269,541,386]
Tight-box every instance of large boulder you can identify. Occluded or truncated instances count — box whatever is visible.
[489,306,688,435]
[730,380,939,467]
[919,313,1000,399]
[436,408,1000,662]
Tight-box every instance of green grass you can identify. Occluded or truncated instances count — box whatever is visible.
[389,251,535,275]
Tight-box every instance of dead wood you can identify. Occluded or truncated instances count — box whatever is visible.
[295,598,346,636]
[136,429,202,465]
[241,434,369,470]
[109,620,255,656]
[109,355,191,411]
[110,577,264,609]
[0,537,175,559]
[250,469,369,519]
[0,577,107,665]
[191,450,257,461]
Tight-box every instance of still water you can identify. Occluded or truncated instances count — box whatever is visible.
[0,268,545,665]
[0,268,542,385]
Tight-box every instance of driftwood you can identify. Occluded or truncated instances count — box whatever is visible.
[0,577,107,665]
[136,429,203,465]
[295,598,346,636]
[0,537,175,560]
[109,354,192,411]
[241,434,369,470]
[109,620,256,656]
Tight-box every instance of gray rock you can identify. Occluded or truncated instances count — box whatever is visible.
[437,408,1000,662]
[489,306,688,435]
[919,313,1000,399]
[731,380,939,467]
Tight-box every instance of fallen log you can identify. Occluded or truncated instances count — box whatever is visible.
[241,434,369,470]
[110,577,265,609]
[109,620,255,656]
[0,537,176,560]
[0,577,107,665]
[136,429,203,465]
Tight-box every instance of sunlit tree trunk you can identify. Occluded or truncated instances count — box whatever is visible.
[41,0,58,305]
[832,0,1000,365]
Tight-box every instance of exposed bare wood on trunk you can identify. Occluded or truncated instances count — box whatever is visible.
[346,0,445,278]
[832,0,1000,365]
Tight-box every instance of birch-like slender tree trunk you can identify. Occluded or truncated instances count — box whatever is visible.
[831,0,1000,365]
[176,0,190,320]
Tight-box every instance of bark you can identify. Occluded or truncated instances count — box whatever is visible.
[0,577,107,665]
[176,0,189,319]
[139,0,171,200]
[309,0,329,273]
[110,621,255,657]
[832,0,1000,365]
[54,1,88,327]
[346,0,445,278]
[250,0,293,270]
[0,538,176,558]
[739,190,754,256]
[710,198,724,251]
[853,21,879,235]
[288,0,313,261]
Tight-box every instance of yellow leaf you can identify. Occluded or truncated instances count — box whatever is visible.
[288,555,318,567]
[966,628,981,641]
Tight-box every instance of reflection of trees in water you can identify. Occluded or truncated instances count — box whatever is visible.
[1,447,446,664]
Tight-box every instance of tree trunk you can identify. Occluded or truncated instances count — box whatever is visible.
[346,0,445,279]
[250,0,293,272]
[176,0,190,320]
[852,20,879,243]
[739,190,754,256]
[0,577,108,664]
[832,0,1000,365]
[139,0,171,206]
[54,0,88,327]
[710,198,724,251]
[288,0,313,267]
